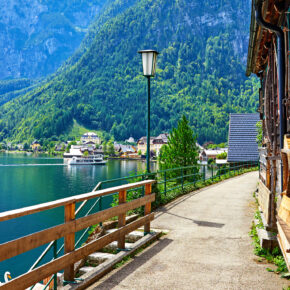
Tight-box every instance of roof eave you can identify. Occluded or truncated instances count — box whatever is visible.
[246,0,263,76]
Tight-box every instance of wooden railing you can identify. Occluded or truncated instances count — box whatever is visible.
[0,179,156,290]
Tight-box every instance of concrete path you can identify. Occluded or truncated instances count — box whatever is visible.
[88,172,290,289]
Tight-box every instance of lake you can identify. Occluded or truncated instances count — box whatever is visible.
[0,153,156,280]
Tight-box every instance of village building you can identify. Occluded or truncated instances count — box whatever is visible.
[31,140,41,151]
[246,0,290,269]
[137,134,169,156]
[227,114,260,163]
[152,133,169,156]
[199,148,228,162]
[115,144,137,158]
[81,132,101,145]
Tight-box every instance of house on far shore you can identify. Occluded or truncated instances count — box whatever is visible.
[199,148,228,162]
[31,140,41,151]
[81,132,101,145]
[137,137,152,155]
[137,133,169,156]
[152,133,169,156]
[118,145,137,158]
[227,113,260,163]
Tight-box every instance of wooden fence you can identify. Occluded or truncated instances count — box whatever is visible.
[0,179,156,289]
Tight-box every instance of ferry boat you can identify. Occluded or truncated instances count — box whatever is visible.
[68,155,106,165]
[63,145,106,165]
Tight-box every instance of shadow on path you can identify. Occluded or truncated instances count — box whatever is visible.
[160,211,225,228]
[91,238,173,289]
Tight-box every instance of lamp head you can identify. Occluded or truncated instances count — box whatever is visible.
[138,49,159,77]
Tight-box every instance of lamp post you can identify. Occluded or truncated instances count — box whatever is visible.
[138,49,159,173]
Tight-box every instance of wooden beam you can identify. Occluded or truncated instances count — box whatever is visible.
[0,214,154,290]
[265,155,281,160]
[144,184,152,233]
[75,194,155,232]
[118,190,127,249]
[0,221,74,262]
[64,203,76,282]
[0,180,156,222]
[0,194,155,262]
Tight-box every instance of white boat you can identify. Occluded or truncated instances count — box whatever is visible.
[68,155,106,165]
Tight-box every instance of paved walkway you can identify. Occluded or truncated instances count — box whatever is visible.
[89,172,289,289]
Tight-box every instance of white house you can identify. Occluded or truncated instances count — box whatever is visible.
[81,132,101,145]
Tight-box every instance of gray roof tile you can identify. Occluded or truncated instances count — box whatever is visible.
[227,113,260,162]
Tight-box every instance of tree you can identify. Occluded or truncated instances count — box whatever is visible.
[108,141,115,156]
[23,142,29,150]
[66,141,77,153]
[103,141,108,155]
[216,152,227,159]
[158,115,199,178]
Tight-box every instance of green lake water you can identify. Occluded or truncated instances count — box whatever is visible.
[0,153,155,279]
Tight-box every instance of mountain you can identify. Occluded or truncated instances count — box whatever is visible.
[0,0,107,79]
[0,0,259,144]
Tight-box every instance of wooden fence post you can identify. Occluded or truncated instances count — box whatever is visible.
[144,184,152,234]
[118,190,127,249]
[64,202,75,282]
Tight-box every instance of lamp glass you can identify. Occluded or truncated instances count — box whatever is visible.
[139,50,159,77]
[142,52,153,76]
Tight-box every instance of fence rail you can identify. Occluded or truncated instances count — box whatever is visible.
[0,180,156,290]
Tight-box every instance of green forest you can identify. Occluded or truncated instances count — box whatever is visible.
[0,0,258,144]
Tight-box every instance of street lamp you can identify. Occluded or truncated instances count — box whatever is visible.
[138,49,159,173]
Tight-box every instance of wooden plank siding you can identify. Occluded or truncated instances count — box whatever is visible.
[0,180,156,289]
[258,180,271,224]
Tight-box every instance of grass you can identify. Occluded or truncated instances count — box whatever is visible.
[66,119,104,140]
[249,195,289,278]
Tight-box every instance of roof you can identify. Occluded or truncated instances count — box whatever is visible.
[203,149,228,156]
[137,137,155,144]
[82,132,98,138]
[246,0,287,76]
[227,113,260,162]
[119,145,136,153]
[154,133,169,143]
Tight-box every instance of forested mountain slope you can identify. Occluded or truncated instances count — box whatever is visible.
[0,0,258,144]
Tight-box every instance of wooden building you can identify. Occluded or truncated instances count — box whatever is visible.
[246,0,290,267]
